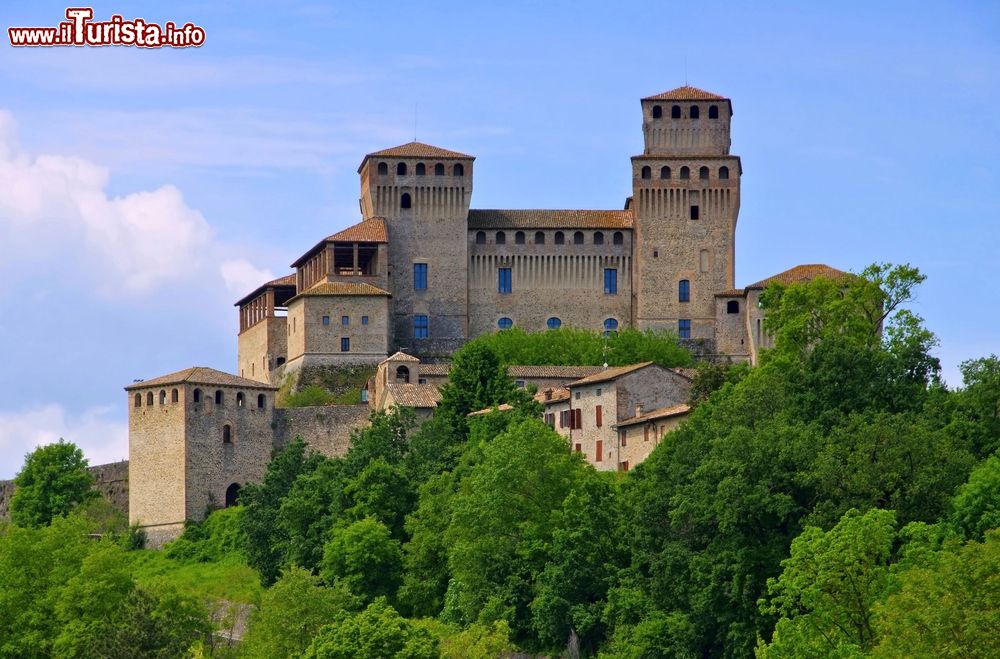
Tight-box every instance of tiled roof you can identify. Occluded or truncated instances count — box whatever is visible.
[642,85,727,101]
[235,273,298,307]
[568,362,656,387]
[288,282,391,302]
[126,367,277,391]
[508,365,604,379]
[535,387,571,404]
[467,403,514,417]
[385,383,442,408]
[326,218,388,244]
[615,404,691,428]
[380,351,421,364]
[418,364,450,376]
[671,368,698,381]
[366,141,473,159]
[468,209,634,230]
[714,289,746,298]
[746,264,848,290]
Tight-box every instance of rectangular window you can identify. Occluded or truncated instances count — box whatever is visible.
[413,314,429,339]
[644,425,650,441]
[413,263,427,291]
[340,337,350,352]
[362,315,369,325]
[620,430,627,447]
[322,315,330,326]
[620,461,629,472]
[595,440,603,462]
[679,279,690,302]
[574,443,582,453]
[342,315,349,326]
[596,405,603,427]
[560,410,569,428]
[574,408,583,429]
[418,377,427,385]
[690,205,700,220]
[604,268,618,295]
[515,380,525,388]
[679,319,691,339]
[498,267,512,294]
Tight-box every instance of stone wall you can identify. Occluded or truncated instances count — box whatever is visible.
[273,405,371,458]
[237,315,288,385]
[0,460,129,520]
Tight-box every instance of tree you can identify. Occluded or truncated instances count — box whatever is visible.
[10,439,95,527]
[241,566,356,659]
[758,509,898,657]
[435,342,535,434]
[342,458,415,541]
[321,517,403,605]
[950,455,1000,542]
[399,472,459,618]
[953,355,1000,457]
[303,598,440,659]
[873,531,1000,658]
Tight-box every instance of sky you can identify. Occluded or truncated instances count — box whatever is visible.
[0,1,997,478]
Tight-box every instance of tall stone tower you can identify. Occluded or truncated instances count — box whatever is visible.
[358,142,474,355]
[631,86,741,341]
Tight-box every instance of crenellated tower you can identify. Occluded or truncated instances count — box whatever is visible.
[358,142,474,355]
[631,86,741,340]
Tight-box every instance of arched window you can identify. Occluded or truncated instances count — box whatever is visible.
[134,393,141,408]
[652,105,662,119]
[699,166,709,180]
[415,162,425,175]
[679,279,690,302]
[534,231,545,244]
[660,166,671,179]
[613,231,624,246]
[498,317,513,330]
[193,388,202,403]
[377,162,388,175]
[594,232,604,245]
[641,166,651,179]
[515,231,525,245]
[257,393,266,409]
[171,388,179,403]
[603,318,619,336]
[453,163,464,176]
[719,166,729,180]
[547,317,562,330]
[396,366,410,383]
[225,483,241,507]
[690,105,700,119]
[215,390,223,405]
[709,105,719,119]
[496,231,506,245]
[475,231,486,245]
[146,392,153,406]
[434,163,445,176]
[400,193,412,209]
[554,231,565,245]
[222,424,232,444]
[574,231,584,245]
[236,392,245,408]
[680,166,690,180]
[159,390,166,405]
[727,300,740,314]
[671,105,681,119]
[396,162,407,175]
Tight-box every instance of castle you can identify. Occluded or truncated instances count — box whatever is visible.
[121,86,844,545]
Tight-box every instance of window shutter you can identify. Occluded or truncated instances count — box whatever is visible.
[595,440,603,462]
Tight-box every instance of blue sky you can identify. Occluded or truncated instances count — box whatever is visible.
[0,1,997,477]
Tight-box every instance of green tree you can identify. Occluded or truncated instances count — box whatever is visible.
[343,458,415,541]
[435,342,535,434]
[873,531,1000,658]
[321,517,403,605]
[278,458,346,573]
[241,566,356,659]
[950,455,1000,542]
[399,472,459,618]
[758,509,898,658]
[10,439,95,528]
[953,355,1000,457]
[92,586,210,659]
[303,598,440,659]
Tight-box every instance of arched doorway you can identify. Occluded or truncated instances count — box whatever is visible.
[225,483,241,507]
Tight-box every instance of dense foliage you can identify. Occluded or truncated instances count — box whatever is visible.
[10,439,96,528]
[2,262,998,657]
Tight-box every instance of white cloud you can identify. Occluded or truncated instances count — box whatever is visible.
[0,109,274,297]
[220,259,275,297]
[0,404,128,480]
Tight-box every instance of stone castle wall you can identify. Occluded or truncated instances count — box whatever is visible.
[0,460,129,520]
[273,405,371,458]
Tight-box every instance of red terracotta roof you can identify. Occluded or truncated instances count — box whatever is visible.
[535,387,571,404]
[467,403,515,417]
[126,367,277,391]
[288,282,391,302]
[615,404,691,428]
[468,209,634,230]
[380,351,421,365]
[508,365,604,379]
[746,264,848,290]
[642,85,727,101]
[234,273,298,307]
[384,383,442,408]
[326,218,388,244]
[366,141,473,159]
[568,362,656,387]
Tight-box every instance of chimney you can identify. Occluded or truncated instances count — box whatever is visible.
[635,404,643,417]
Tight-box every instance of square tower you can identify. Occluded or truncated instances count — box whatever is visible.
[632,86,741,341]
[358,142,474,356]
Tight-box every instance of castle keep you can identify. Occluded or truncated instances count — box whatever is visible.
[121,86,844,544]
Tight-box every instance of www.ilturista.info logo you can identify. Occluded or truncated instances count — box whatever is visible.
[8,8,206,48]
